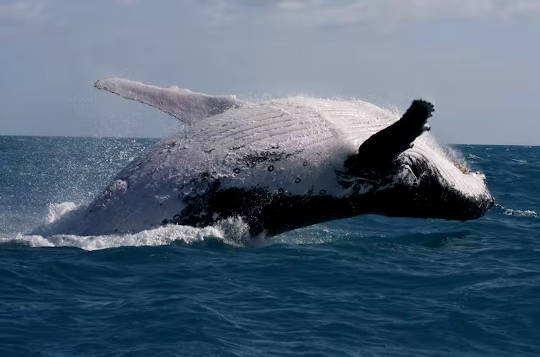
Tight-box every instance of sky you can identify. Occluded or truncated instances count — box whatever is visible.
[0,0,539,144]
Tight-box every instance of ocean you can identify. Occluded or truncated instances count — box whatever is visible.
[0,135,539,356]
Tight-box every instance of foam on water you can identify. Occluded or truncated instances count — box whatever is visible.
[496,204,538,218]
[0,225,221,250]
[0,220,253,251]
[1,201,255,250]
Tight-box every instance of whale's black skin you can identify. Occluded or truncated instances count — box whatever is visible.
[166,154,494,237]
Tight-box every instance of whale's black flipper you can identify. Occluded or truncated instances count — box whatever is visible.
[346,99,434,171]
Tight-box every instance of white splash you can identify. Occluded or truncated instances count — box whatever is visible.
[46,202,78,224]
[1,216,255,251]
[502,208,538,218]
[409,134,490,200]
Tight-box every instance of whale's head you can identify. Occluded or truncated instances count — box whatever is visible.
[342,99,494,221]
[344,135,494,221]
[384,137,493,220]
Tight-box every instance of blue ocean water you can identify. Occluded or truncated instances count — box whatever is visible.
[0,135,539,356]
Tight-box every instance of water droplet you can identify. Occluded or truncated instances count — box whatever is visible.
[295,177,301,184]
[267,165,274,172]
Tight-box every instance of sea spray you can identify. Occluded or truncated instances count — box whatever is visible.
[46,202,78,224]
[1,216,258,251]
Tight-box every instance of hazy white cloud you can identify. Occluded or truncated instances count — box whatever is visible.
[115,0,139,6]
[203,0,540,28]
[278,0,540,25]
[0,0,44,25]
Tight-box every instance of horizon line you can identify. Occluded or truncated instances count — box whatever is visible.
[1,133,538,148]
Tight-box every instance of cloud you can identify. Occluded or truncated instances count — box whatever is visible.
[202,0,540,28]
[282,0,540,25]
[0,1,44,25]
[115,0,139,6]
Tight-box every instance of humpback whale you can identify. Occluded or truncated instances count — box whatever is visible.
[41,78,494,237]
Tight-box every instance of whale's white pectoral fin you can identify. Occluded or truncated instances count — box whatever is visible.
[94,77,239,124]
